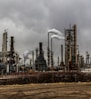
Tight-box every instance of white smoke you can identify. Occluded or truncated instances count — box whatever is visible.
[48,28,63,36]
[51,35,65,40]
[23,49,32,64]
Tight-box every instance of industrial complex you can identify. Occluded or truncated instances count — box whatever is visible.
[0,24,91,84]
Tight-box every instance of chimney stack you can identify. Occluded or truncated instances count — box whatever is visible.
[2,30,7,52]
[39,42,43,56]
[10,36,14,52]
[61,44,63,63]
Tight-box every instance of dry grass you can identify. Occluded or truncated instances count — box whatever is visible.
[0,83,91,99]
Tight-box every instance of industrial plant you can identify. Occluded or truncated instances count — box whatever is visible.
[0,24,91,84]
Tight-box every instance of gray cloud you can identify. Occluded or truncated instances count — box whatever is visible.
[45,0,91,57]
[0,0,90,64]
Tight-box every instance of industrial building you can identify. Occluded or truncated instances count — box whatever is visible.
[65,25,78,71]
[0,24,87,73]
[35,42,47,71]
[0,24,90,84]
[1,30,8,64]
[0,31,20,74]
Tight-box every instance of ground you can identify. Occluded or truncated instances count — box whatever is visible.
[0,83,91,99]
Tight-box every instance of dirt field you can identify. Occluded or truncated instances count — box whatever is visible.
[0,83,91,99]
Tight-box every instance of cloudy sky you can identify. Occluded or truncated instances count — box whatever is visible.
[0,0,91,63]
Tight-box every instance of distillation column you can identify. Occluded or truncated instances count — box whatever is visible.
[2,30,8,63]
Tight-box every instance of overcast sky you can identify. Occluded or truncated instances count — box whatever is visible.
[0,0,91,62]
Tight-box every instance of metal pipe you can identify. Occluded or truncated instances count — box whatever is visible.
[48,30,63,67]
[47,33,50,67]
[64,29,67,67]
[51,38,53,67]
[61,44,63,63]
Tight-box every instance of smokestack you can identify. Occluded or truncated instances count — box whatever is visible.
[51,38,54,67]
[32,51,34,66]
[73,24,77,65]
[2,30,7,52]
[61,44,63,63]
[10,36,14,52]
[47,33,50,67]
[2,30,8,63]
[9,36,15,68]
[39,42,43,56]
[35,42,47,71]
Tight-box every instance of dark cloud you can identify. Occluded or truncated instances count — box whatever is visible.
[0,0,90,64]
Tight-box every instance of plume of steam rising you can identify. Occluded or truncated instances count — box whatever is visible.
[51,35,65,40]
[23,49,32,64]
[48,28,63,36]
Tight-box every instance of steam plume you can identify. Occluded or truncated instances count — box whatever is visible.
[48,28,63,36]
[23,49,32,64]
[51,34,65,40]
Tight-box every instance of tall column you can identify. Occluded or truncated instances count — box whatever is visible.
[61,44,63,63]
[73,24,77,65]
[47,33,50,66]
[51,38,53,67]
[2,30,8,63]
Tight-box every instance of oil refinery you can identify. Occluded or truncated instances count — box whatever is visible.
[0,24,91,84]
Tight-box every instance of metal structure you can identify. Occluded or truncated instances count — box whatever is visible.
[47,29,63,67]
[0,25,91,83]
[2,30,8,63]
[47,33,50,67]
[60,44,64,66]
[86,51,90,67]
[50,35,65,68]
[51,38,54,67]
[65,24,78,71]
[35,42,47,71]
[32,51,34,68]
[80,55,84,68]
[8,36,15,72]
